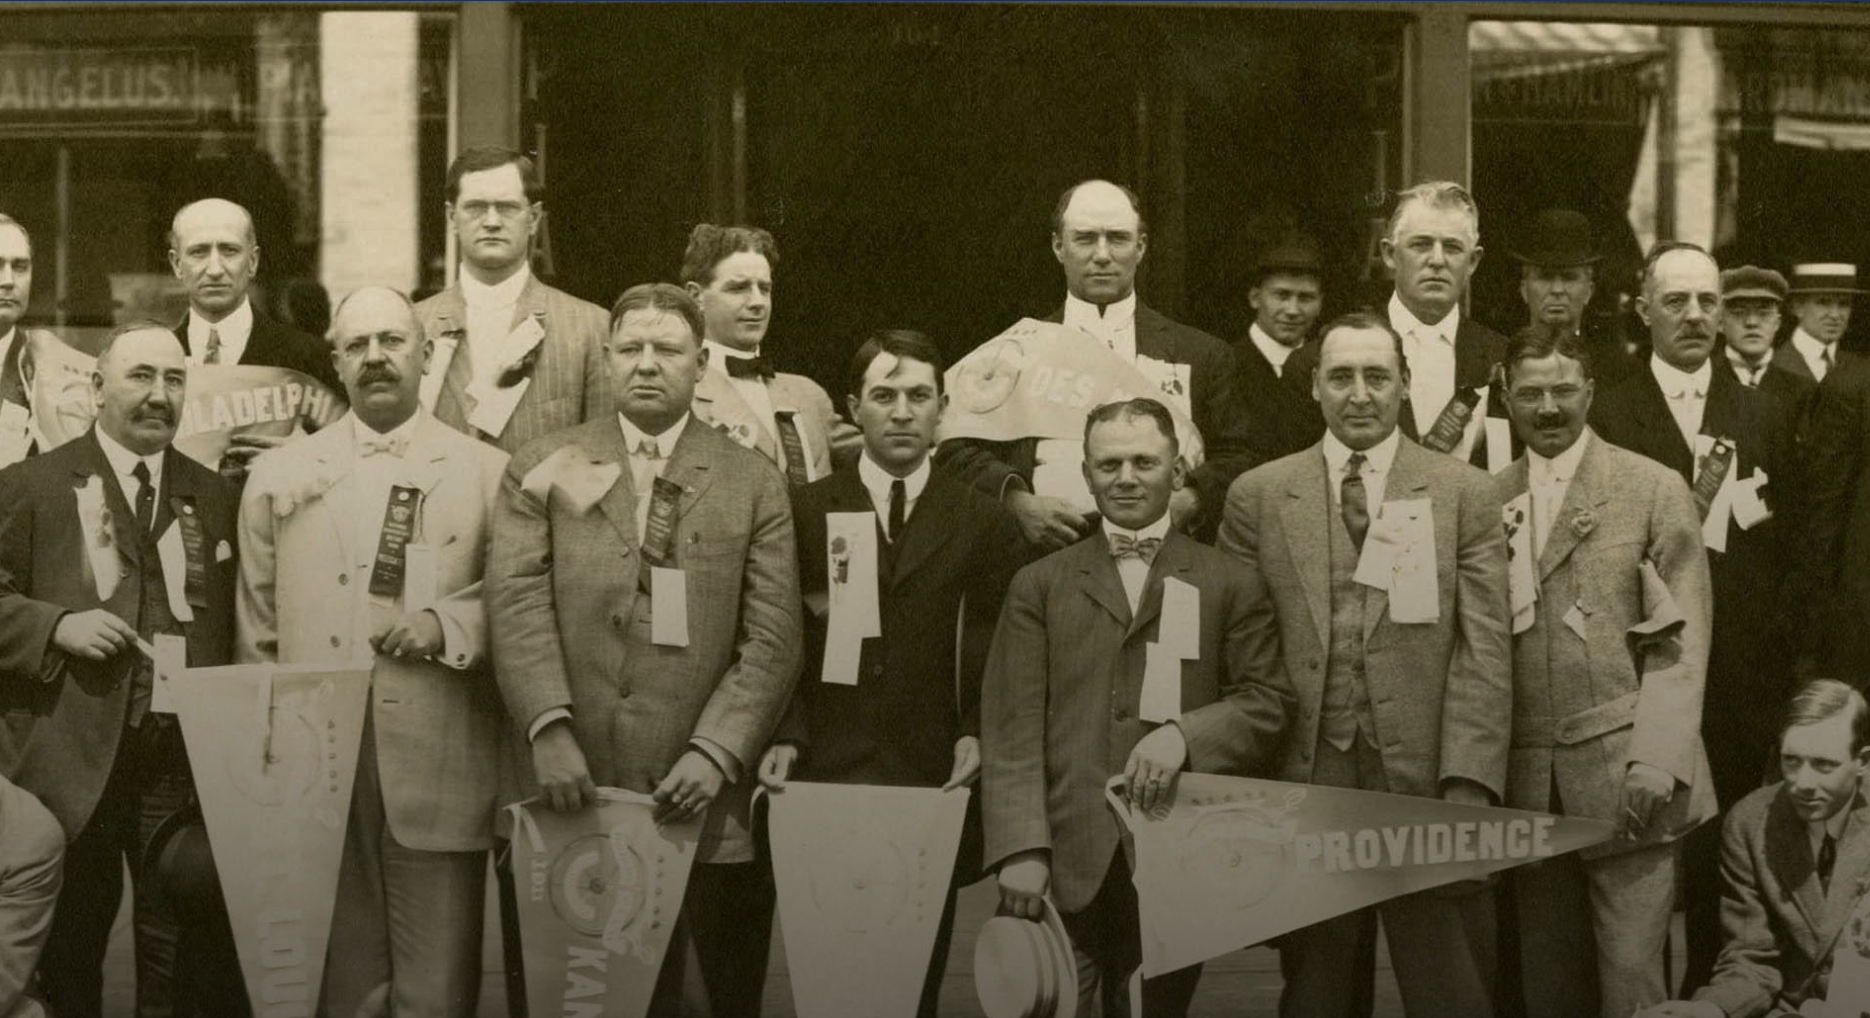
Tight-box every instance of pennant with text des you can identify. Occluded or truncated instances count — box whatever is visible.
[1108,773,1616,977]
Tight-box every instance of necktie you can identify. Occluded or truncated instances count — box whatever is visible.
[204,326,222,365]
[1820,833,1838,894]
[887,478,906,542]
[1341,451,1369,551]
[1107,533,1162,564]
[131,459,155,536]
[1823,346,1836,380]
[724,355,774,380]
[359,433,409,458]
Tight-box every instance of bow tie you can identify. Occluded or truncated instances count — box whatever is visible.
[359,433,409,458]
[633,439,666,461]
[1664,385,1706,401]
[724,355,774,380]
[1108,533,1162,564]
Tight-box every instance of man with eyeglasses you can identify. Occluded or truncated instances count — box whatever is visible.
[1590,241,1799,995]
[416,146,609,454]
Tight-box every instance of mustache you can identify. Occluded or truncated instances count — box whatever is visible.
[1533,411,1567,430]
[357,367,399,387]
[132,404,174,425]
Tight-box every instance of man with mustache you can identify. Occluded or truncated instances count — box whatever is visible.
[1780,263,1866,385]
[418,146,610,454]
[234,287,509,1018]
[1233,233,1328,463]
[1590,241,1799,994]
[1636,679,1870,1018]
[488,283,800,1017]
[1220,312,1511,1018]
[1497,323,1714,1018]
[0,214,64,469]
[169,198,343,482]
[0,323,245,1017]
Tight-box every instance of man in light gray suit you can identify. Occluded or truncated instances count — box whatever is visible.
[1496,323,1715,1018]
[417,146,610,453]
[488,282,801,1016]
[1218,311,1513,1018]
[236,287,510,1018]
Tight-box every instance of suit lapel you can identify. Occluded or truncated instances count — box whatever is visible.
[512,276,549,333]
[241,315,275,367]
[1281,447,1332,654]
[1768,792,1828,941]
[1780,345,1818,383]
[74,430,145,565]
[888,469,957,588]
[1821,796,1870,941]
[1075,537,1131,627]
[661,421,718,526]
[0,328,28,407]
[404,415,455,498]
[1453,319,1494,390]
[1536,435,1611,581]
[581,421,637,549]
[1134,304,1174,362]
[303,426,360,569]
[694,370,781,465]
[1626,368,1695,479]
[1126,530,1194,643]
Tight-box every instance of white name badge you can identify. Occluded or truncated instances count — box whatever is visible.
[403,543,438,612]
[156,520,195,623]
[651,567,689,647]
[466,376,531,438]
[0,399,28,466]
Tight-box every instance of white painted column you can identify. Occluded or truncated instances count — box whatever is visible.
[319,11,421,300]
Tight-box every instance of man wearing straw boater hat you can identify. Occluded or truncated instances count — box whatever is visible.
[1781,262,1867,384]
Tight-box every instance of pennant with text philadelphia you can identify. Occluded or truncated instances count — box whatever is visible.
[1107,773,1617,977]
[507,790,700,1018]
[171,661,371,1018]
[768,783,970,1018]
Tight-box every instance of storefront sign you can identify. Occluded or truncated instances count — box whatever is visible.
[0,48,220,128]
[1473,63,1652,127]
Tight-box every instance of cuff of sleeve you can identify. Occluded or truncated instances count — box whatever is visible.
[430,609,474,671]
[998,473,1031,502]
[689,737,742,785]
[528,707,573,743]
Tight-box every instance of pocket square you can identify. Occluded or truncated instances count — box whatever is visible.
[214,540,232,563]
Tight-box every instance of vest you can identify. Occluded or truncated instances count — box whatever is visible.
[126,518,180,728]
[1320,511,1377,751]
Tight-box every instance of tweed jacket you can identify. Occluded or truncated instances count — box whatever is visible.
[692,367,839,483]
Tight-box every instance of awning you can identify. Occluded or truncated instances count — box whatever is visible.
[1470,21,1664,83]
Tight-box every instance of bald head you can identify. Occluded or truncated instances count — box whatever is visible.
[330,286,421,340]
[328,286,429,431]
[169,199,259,322]
[1053,179,1148,305]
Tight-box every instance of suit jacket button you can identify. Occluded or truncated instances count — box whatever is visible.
[338,573,349,586]
[1113,707,1131,722]
[329,635,341,648]
[611,613,624,629]
[119,565,130,578]
[870,664,884,678]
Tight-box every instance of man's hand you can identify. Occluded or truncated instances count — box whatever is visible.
[1167,487,1201,533]
[653,749,726,824]
[218,432,287,482]
[943,736,981,791]
[51,609,137,661]
[1631,1000,1722,1018]
[1441,778,1493,809]
[1620,762,1675,838]
[531,722,595,813]
[758,743,799,791]
[371,610,443,659]
[1006,490,1089,550]
[1124,724,1188,814]
[996,850,1050,920]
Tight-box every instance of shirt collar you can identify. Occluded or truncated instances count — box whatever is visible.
[1813,802,1852,843]
[1388,291,1459,345]
[1793,327,1836,358]
[1249,321,1299,370]
[1101,507,1171,545]
[1322,427,1400,477]
[1725,346,1774,373]
[1650,354,1713,397]
[1063,291,1137,331]
[858,451,931,505]
[190,296,254,345]
[460,261,531,310]
[703,339,762,375]
[349,408,424,450]
[1528,428,1590,487]
[618,411,690,459]
[94,425,161,483]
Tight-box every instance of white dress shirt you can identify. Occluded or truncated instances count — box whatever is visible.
[346,411,426,564]
[1064,292,1138,362]
[1527,430,1590,561]
[1724,346,1777,388]
[857,452,930,540]
[94,425,163,522]
[1249,321,1298,378]
[1389,292,1461,439]
[1650,355,1713,450]
[1102,511,1172,614]
[460,261,531,389]
[1322,427,1400,518]
[703,339,780,445]
[185,297,255,367]
[1791,327,1838,383]
[618,412,689,544]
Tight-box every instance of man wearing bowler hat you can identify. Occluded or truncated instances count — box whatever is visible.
[1511,209,1635,388]
[1234,233,1328,463]
[1781,263,1867,384]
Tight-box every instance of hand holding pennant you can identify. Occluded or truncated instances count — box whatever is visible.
[1105,773,1616,977]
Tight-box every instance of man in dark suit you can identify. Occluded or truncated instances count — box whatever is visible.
[0,214,57,470]
[1288,181,1512,472]
[937,179,1257,546]
[1719,266,1816,484]
[0,323,245,1018]
[1510,209,1637,389]
[168,198,343,482]
[1233,234,1327,464]
[1637,679,1870,1018]
[1799,353,1870,681]
[763,329,1024,1018]
[1779,263,1866,386]
[1590,241,1799,994]
[1221,311,1512,1018]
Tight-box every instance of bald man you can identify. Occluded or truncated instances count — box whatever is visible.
[237,288,509,1018]
[169,198,343,481]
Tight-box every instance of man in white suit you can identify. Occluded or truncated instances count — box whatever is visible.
[235,286,510,1018]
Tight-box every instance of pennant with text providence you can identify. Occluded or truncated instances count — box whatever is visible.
[171,661,371,1018]
[1108,773,1617,977]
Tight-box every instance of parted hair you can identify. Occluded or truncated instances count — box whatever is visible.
[1503,321,1595,382]
[608,282,704,341]
[681,224,778,286]
[1083,396,1178,454]
[445,146,543,204]
[1317,310,1409,376]
[1385,180,1479,244]
[95,318,182,366]
[1783,679,1870,755]
[848,329,945,398]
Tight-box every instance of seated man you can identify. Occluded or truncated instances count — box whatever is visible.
[1638,678,1870,1018]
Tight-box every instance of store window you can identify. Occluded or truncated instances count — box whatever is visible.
[0,8,453,350]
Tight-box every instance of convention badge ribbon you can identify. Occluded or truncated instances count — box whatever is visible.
[168,661,372,1018]
[822,512,882,686]
[938,318,1206,468]
[766,782,970,1018]
[1105,773,1616,977]
[505,789,701,1018]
